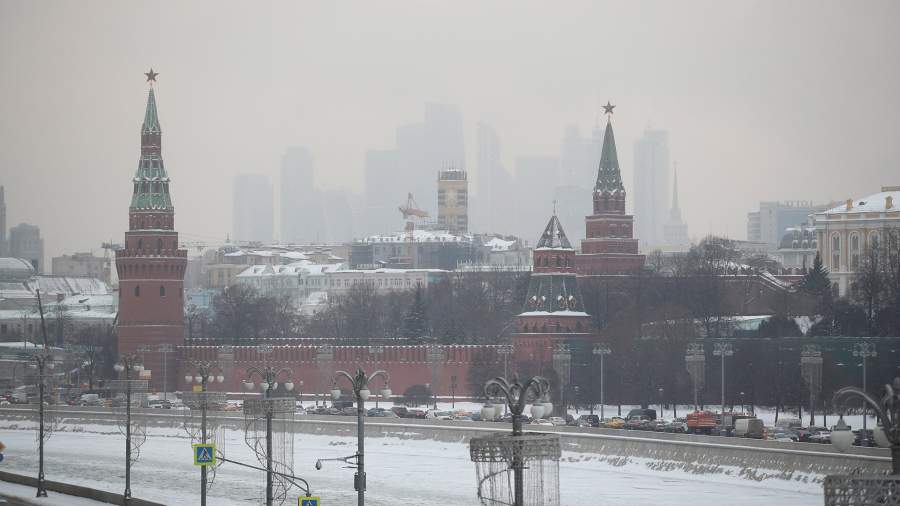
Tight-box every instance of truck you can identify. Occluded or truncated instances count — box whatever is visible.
[686,411,718,434]
[734,418,765,439]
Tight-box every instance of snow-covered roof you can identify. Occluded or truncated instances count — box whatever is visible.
[361,229,472,244]
[484,237,517,252]
[518,310,590,317]
[820,188,899,215]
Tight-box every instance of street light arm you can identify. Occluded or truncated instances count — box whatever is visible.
[833,385,896,444]
[333,370,358,391]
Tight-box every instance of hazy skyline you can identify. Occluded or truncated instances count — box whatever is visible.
[2,0,899,260]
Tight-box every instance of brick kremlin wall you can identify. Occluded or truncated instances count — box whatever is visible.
[177,342,508,399]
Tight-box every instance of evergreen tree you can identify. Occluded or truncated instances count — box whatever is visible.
[801,252,830,294]
[401,285,429,341]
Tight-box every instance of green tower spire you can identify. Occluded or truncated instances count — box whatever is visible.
[131,84,173,211]
[594,118,624,193]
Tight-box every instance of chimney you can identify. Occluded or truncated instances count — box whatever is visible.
[887,195,894,210]
[845,199,853,211]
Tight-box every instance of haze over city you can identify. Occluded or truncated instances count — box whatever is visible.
[2,0,899,259]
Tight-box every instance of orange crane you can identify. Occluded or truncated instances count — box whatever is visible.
[398,193,428,267]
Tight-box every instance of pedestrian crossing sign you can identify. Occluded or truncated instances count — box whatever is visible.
[299,496,320,506]
[192,443,216,466]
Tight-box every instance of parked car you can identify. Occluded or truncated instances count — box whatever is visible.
[406,409,427,419]
[603,417,626,429]
[808,430,832,444]
[530,419,554,426]
[734,418,765,439]
[548,417,567,426]
[148,399,172,409]
[626,416,653,430]
[626,408,657,421]
[391,406,409,418]
[796,426,827,443]
[576,414,601,428]
[854,429,877,447]
[652,419,669,432]
[665,419,688,433]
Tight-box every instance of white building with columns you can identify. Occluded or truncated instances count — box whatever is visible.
[813,185,900,296]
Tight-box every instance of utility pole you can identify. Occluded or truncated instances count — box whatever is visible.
[854,342,877,436]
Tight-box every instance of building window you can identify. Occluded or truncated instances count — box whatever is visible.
[160,285,166,297]
[850,233,860,271]
[157,238,163,253]
[831,233,841,270]
[134,285,140,297]
[870,232,880,250]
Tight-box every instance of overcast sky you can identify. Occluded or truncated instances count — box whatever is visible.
[1,0,898,260]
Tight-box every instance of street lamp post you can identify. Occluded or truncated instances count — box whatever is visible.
[713,342,733,415]
[831,377,900,474]
[185,362,225,506]
[159,343,174,400]
[480,375,551,506]
[593,344,611,418]
[450,375,458,409]
[113,354,144,502]
[326,368,391,506]
[739,391,745,414]
[497,345,513,414]
[800,344,823,426]
[685,343,705,412]
[243,364,294,506]
[29,352,55,497]
[854,342,877,436]
[658,387,664,419]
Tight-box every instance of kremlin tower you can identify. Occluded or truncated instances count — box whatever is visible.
[513,213,593,367]
[115,70,187,391]
[576,103,645,274]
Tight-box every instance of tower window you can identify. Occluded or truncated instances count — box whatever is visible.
[157,238,163,253]
[160,285,166,297]
[134,285,140,297]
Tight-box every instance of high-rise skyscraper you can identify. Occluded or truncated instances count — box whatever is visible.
[577,105,645,274]
[8,223,43,272]
[364,149,400,234]
[437,168,468,234]
[633,128,670,246]
[0,186,6,257]
[663,165,690,247]
[115,72,187,392]
[280,147,322,244]
[233,174,273,244]
[475,122,512,233]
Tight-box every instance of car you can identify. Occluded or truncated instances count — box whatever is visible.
[796,426,827,443]
[603,417,626,429]
[530,419,554,426]
[391,406,409,418]
[808,430,832,444]
[406,409,427,419]
[626,408,657,421]
[665,419,688,433]
[148,399,172,409]
[626,416,650,430]
[576,414,601,427]
[548,417,567,426]
[652,419,669,432]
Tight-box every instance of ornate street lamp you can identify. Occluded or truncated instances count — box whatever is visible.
[184,362,225,506]
[476,375,556,506]
[826,377,900,503]
[685,342,706,412]
[243,363,294,506]
[592,344,612,418]
[853,342,877,437]
[29,352,55,497]
[112,353,146,502]
[713,342,733,414]
[318,368,390,506]
[832,377,900,473]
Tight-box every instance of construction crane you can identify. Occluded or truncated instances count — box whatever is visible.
[398,193,429,268]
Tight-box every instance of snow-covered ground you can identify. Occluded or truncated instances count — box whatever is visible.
[0,418,824,505]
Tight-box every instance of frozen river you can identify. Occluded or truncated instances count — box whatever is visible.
[0,421,824,505]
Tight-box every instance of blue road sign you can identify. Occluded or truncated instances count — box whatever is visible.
[192,443,216,466]
[299,496,320,506]
[0,453,4,463]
